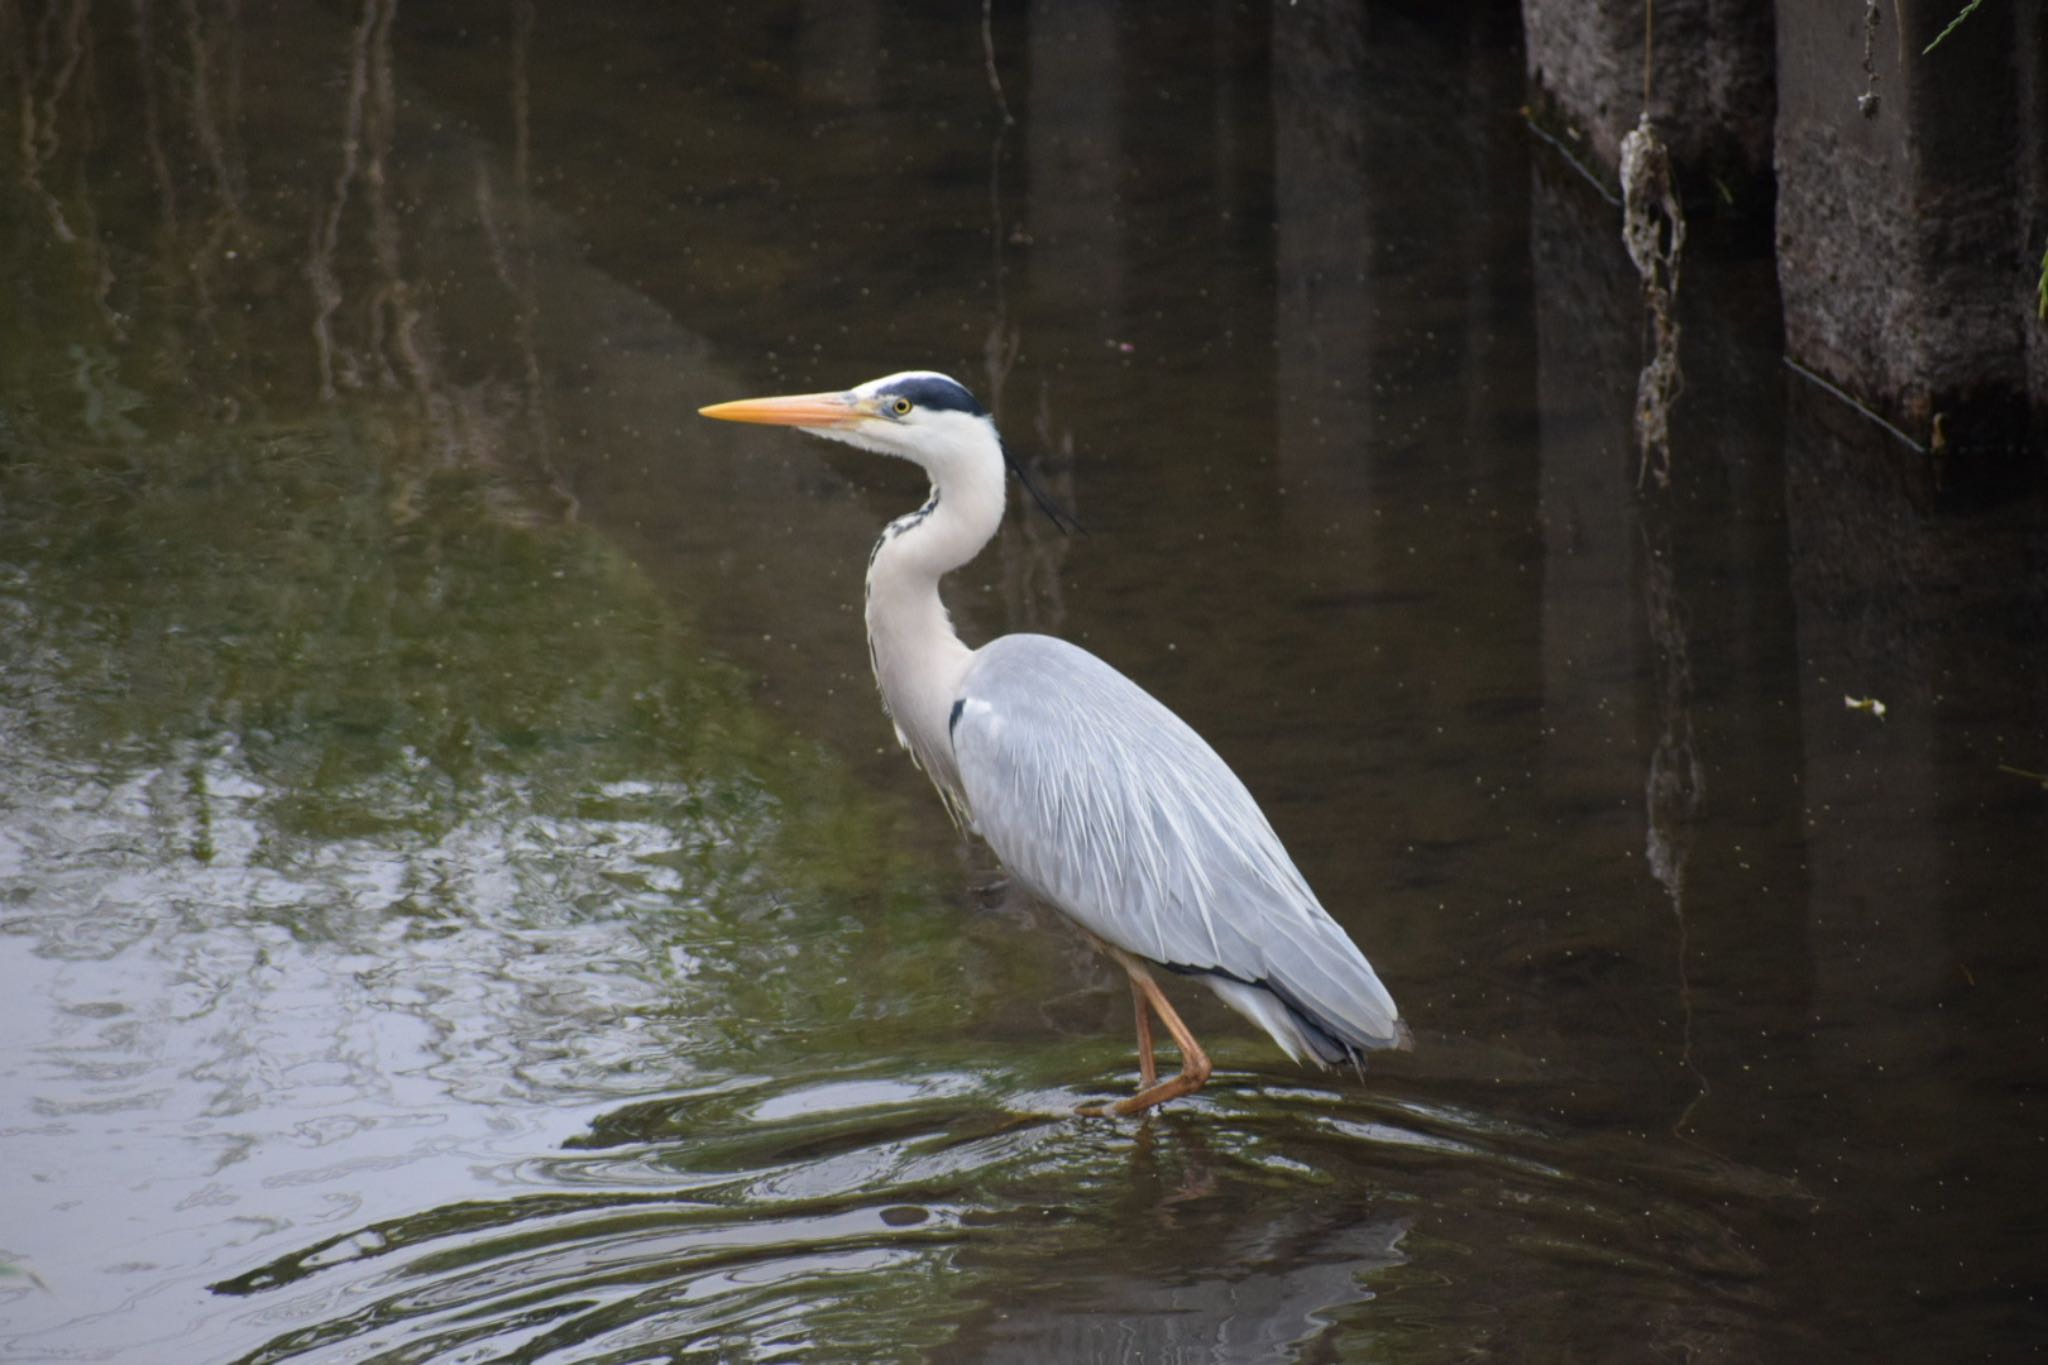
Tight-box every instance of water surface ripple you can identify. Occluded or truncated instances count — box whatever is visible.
[209,1065,1794,1361]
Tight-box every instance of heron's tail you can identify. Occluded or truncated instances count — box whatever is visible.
[1201,974,1412,1071]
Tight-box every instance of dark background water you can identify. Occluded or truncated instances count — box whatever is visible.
[2,2,2044,1360]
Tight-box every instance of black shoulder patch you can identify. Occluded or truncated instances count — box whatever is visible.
[879,374,986,416]
[948,697,966,739]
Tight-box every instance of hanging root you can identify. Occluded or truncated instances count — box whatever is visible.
[1620,113,1686,490]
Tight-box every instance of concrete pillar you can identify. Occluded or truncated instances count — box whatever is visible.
[1271,0,1373,502]
[2014,3,2048,427]
[1775,0,2047,452]
[1025,0,1125,343]
[1522,0,1774,197]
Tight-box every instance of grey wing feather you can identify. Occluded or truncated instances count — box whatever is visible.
[950,633,1404,1058]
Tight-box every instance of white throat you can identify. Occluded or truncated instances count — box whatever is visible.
[863,434,1008,816]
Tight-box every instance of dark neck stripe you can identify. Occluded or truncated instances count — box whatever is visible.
[884,488,940,542]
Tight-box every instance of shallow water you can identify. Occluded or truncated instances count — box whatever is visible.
[2,3,2044,1361]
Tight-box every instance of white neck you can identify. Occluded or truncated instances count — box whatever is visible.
[864,443,1007,813]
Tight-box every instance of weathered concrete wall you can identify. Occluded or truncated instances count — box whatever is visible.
[1522,0,1774,196]
[1775,1,2045,452]
[2020,3,2048,426]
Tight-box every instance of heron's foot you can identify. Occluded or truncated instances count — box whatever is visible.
[1075,1059,1213,1119]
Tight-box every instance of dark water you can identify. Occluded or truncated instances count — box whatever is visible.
[3,2,2044,1361]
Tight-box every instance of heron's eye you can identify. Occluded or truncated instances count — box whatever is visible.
[890,397,913,417]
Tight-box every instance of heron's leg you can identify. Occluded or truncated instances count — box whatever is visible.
[1131,976,1158,1088]
[1108,974,1212,1115]
[1079,967,1212,1117]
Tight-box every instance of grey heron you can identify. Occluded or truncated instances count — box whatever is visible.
[700,371,1410,1116]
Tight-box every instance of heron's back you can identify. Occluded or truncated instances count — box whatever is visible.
[949,633,1404,1063]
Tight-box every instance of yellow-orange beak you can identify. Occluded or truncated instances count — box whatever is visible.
[697,390,872,428]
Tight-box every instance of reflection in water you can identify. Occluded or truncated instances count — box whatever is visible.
[11,0,85,246]
[497,0,552,462]
[994,389,1076,637]
[178,0,249,330]
[0,402,940,1361]
[308,0,546,492]
[307,0,382,399]
[1641,520,1702,905]
[1272,0,1371,502]
[1537,119,1714,1143]
[982,3,1071,642]
[1640,512,1709,1133]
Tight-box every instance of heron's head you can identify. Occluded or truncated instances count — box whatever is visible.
[699,371,996,475]
[701,370,1079,533]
